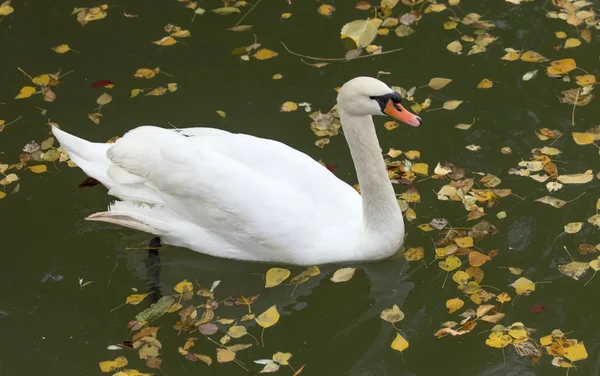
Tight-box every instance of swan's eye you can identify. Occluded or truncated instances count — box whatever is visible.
[369,92,402,113]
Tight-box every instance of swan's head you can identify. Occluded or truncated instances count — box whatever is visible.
[337,77,422,127]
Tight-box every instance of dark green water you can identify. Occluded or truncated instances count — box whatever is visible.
[1,0,599,375]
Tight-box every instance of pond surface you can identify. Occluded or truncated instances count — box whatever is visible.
[1,0,599,375]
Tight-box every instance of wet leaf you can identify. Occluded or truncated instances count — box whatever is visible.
[558,261,589,280]
[212,7,241,15]
[216,110,226,119]
[477,79,493,89]
[572,132,595,145]
[381,305,405,323]
[153,36,177,46]
[469,251,491,267]
[216,349,236,363]
[340,19,382,48]
[454,237,473,248]
[126,294,149,305]
[564,222,583,234]
[28,165,47,173]
[96,92,112,106]
[564,38,581,48]
[317,4,335,16]
[410,163,428,175]
[134,68,159,79]
[446,298,464,314]
[486,332,512,348]
[404,247,424,261]
[331,267,356,282]
[136,295,175,322]
[439,256,461,271]
[390,333,409,352]
[145,87,167,96]
[575,75,596,86]
[443,100,463,110]
[255,305,280,328]
[174,280,193,294]
[520,50,548,62]
[254,48,278,60]
[53,44,72,54]
[99,356,128,372]
[564,342,588,362]
[280,101,298,112]
[547,58,576,75]
[0,1,14,15]
[536,196,567,208]
[265,268,290,288]
[15,86,37,99]
[447,40,462,53]
[384,121,399,130]
[557,170,593,184]
[522,69,538,81]
[428,77,452,90]
[510,277,535,295]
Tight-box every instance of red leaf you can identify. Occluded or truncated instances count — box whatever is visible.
[92,80,114,88]
[530,304,545,313]
[325,164,338,172]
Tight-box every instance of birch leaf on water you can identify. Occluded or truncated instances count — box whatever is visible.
[340,19,383,48]
[428,78,452,90]
[443,100,463,110]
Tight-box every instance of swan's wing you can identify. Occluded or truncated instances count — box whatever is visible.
[104,126,362,261]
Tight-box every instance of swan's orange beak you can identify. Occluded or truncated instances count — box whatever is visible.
[384,100,422,127]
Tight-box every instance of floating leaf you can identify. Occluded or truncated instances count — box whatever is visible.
[280,101,298,112]
[564,222,583,234]
[558,261,589,280]
[486,332,512,348]
[381,305,405,323]
[174,280,193,293]
[96,92,112,106]
[443,100,463,110]
[469,251,491,267]
[28,165,47,173]
[265,268,290,288]
[477,79,493,89]
[454,237,473,248]
[557,170,593,184]
[330,267,356,282]
[439,256,462,271]
[255,305,280,328]
[153,36,177,46]
[15,86,37,99]
[53,44,72,54]
[390,333,409,352]
[564,38,581,48]
[564,342,588,362]
[404,247,424,261]
[447,40,462,53]
[340,19,382,48]
[317,4,335,16]
[547,58,576,75]
[522,69,538,81]
[572,132,595,145]
[536,196,567,208]
[212,7,241,15]
[428,77,452,90]
[510,277,535,295]
[254,48,279,60]
[446,298,464,314]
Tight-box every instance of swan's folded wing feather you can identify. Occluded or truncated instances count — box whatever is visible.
[105,126,362,258]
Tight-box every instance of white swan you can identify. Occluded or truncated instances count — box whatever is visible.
[53,77,422,265]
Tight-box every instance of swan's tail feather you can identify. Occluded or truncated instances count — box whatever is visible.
[51,126,112,187]
[86,201,170,236]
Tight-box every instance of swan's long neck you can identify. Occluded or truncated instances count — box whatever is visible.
[339,108,404,249]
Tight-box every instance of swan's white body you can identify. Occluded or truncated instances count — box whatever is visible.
[53,77,421,265]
